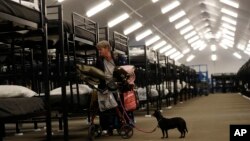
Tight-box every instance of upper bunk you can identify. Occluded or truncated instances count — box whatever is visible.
[129,45,157,67]
[111,31,129,65]
[0,0,45,36]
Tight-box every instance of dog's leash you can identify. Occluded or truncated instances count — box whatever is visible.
[118,98,158,133]
[133,124,158,133]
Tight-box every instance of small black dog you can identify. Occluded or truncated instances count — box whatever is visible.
[152,110,188,138]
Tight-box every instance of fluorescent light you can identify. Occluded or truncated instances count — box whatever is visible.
[237,44,245,50]
[222,28,235,36]
[233,52,242,59]
[211,44,216,51]
[223,34,234,41]
[244,50,250,56]
[108,13,129,28]
[170,51,181,59]
[159,45,172,53]
[174,54,184,61]
[145,35,160,46]
[221,8,238,18]
[184,31,196,40]
[211,54,217,61]
[86,0,112,17]
[197,22,209,31]
[152,41,167,50]
[187,35,199,44]
[175,19,190,29]
[199,44,207,51]
[221,16,237,25]
[222,23,236,31]
[191,40,205,50]
[58,0,64,2]
[180,25,194,35]
[221,39,234,47]
[136,29,152,41]
[124,22,142,35]
[169,10,186,23]
[182,48,190,54]
[152,0,159,3]
[165,48,177,56]
[219,42,228,49]
[220,0,239,8]
[161,1,181,14]
[186,54,195,62]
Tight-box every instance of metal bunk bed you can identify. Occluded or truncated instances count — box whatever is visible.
[0,0,51,141]
[129,45,158,115]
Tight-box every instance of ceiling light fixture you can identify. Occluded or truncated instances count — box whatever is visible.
[188,35,199,44]
[184,31,197,40]
[152,41,167,50]
[221,16,237,25]
[145,35,161,46]
[220,0,239,8]
[170,51,181,59]
[233,52,242,59]
[222,23,236,31]
[182,48,190,54]
[174,54,184,61]
[169,10,186,22]
[165,48,177,56]
[244,50,250,56]
[199,44,207,51]
[211,54,217,61]
[221,39,234,47]
[180,25,194,35]
[219,42,229,49]
[186,54,195,62]
[124,22,143,35]
[223,34,235,41]
[135,29,152,41]
[86,0,112,17]
[175,18,190,29]
[211,44,217,51]
[221,8,238,18]
[222,28,235,37]
[159,45,172,53]
[108,13,129,28]
[237,44,245,50]
[152,0,159,3]
[161,1,181,14]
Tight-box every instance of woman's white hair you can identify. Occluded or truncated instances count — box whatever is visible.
[96,40,111,50]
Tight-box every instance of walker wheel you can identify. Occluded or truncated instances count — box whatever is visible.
[119,125,133,139]
[88,124,102,140]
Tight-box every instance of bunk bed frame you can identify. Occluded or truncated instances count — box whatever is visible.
[0,0,51,141]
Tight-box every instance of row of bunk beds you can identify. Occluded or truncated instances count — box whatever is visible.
[0,0,199,140]
[0,0,130,140]
[129,45,198,116]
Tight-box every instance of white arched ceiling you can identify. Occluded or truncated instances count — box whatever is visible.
[47,0,250,75]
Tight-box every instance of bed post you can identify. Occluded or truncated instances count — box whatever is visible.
[40,0,52,140]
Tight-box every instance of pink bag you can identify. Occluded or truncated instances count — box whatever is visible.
[123,90,138,111]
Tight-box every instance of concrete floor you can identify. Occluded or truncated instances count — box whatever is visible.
[3,93,250,141]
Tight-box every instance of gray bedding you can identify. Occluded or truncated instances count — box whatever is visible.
[0,97,45,118]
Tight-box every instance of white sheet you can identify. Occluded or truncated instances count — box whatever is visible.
[50,84,93,95]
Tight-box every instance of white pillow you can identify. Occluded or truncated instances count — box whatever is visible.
[0,85,37,98]
[50,84,93,95]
